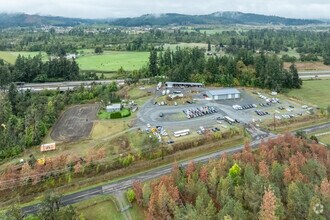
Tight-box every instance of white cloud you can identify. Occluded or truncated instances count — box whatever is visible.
[0,0,329,19]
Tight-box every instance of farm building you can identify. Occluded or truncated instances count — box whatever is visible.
[206,88,241,100]
[106,103,122,112]
[165,82,204,88]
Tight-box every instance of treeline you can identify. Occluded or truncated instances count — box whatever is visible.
[0,83,119,160]
[131,134,329,219]
[147,47,302,91]
[0,54,80,86]
[1,28,330,65]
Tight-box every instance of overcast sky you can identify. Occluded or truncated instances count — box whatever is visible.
[0,0,330,19]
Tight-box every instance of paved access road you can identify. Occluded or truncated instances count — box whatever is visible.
[21,122,330,215]
[17,80,124,92]
[299,70,330,79]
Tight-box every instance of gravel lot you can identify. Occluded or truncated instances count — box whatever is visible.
[51,104,100,142]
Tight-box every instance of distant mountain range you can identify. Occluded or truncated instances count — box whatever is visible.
[0,13,96,28]
[0,11,325,28]
[112,12,324,26]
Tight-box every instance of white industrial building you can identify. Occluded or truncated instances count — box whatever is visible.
[106,103,122,112]
[206,88,241,100]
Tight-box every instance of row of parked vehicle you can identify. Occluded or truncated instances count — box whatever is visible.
[233,104,257,110]
[255,110,270,116]
[258,94,280,103]
[183,106,217,119]
[197,126,220,135]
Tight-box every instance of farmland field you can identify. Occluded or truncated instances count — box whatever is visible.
[288,79,330,108]
[76,51,149,72]
[0,51,48,64]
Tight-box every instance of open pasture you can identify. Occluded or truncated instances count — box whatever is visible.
[76,51,149,72]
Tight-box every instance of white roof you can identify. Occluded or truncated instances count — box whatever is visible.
[208,88,240,96]
[106,103,121,109]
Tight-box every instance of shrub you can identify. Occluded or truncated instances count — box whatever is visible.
[126,188,136,203]
[110,111,122,119]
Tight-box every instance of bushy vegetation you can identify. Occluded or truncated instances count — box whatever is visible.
[0,82,118,160]
[131,134,330,219]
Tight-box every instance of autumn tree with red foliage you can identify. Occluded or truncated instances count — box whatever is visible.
[259,187,277,220]
[133,181,143,207]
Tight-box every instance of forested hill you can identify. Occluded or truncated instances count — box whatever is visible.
[0,13,96,28]
[0,11,324,28]
[111,11,323,26]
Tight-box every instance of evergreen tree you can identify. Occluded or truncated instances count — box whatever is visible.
[148,49,158,77]
[290,63,302,89]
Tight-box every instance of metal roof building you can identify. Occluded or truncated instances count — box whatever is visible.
[206,88,241,100]
[165,82,204,88]
[106,103,122,113]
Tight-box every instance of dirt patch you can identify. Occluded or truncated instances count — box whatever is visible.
[51,104,100,142]
[284,62,330,71]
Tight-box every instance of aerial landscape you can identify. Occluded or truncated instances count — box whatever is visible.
[0,0,330,219]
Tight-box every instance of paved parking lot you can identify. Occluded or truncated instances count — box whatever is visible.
[136,87,311,135]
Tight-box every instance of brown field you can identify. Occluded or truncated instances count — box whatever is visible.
[51,104,100,142]
[284,62,330,71]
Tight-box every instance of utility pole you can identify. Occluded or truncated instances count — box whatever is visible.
[161,141,164,160]
[273,113,276,131]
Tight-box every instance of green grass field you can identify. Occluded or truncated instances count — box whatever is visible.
[0,51,48,64]
[76,51,149,72]
[163,42,209,51]
[76,196,124,220]
[279,48,300,58]
[319,134,330,145]
[288,79,330,108]
[75,195,145,220]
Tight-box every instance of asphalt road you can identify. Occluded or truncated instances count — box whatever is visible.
[20,122,330,215]
[17,80,124,92]
[298,70,330,79]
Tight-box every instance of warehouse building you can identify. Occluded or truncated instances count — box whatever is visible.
[165,82,204,88]
[106,103,122,113]
[206,88,241,100]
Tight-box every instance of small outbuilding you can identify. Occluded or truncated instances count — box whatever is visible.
[106,103,122,113]
[206,88,241,100]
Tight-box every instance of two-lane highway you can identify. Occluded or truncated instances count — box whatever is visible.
[21,122,330,215]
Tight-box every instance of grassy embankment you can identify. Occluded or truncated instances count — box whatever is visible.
[288,79,330,109]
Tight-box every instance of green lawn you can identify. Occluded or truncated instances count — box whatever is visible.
[98,108,131,119]
[0,51,48,64]
[287,79,330,108]
[76,51,149,72]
